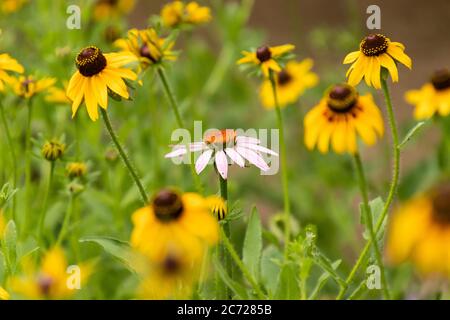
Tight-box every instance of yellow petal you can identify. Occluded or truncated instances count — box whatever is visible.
[343,51,360,64]
[84,78,99,121]
[370,56,381,89]
[379,54,399,82]
[270,44,295,57]
[387,45,412,69]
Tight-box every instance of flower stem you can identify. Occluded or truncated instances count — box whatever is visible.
[219,228,265,300]
[353,153,390,299]
[100,108,148,204]
[56,193,75,246]
[156,66,203,194]
[0,101,17,221]
[337,78,400,300]
[219,175,232,298]
[37,161,55,245]
[269,70,291,257]
[24,99,33,231]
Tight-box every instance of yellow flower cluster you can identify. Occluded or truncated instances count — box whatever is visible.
[161,1,211,28]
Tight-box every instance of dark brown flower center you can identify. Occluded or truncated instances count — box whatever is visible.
[277,69,292,86]
[21,78,34,93]
[163,255,181,275]
[38,275,54,297]
[76,46,107,77]
[256,46,271,62]
[360,34,389,56]
[431,184,450,225]
[327,84,358,113]
[153,189,183,222]
[431,69,450,91]
[139,44,157,63]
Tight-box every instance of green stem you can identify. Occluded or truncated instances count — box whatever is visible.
[24,99,33,231]
[37,161,55,245]
[337,78,400,299]
[56,193,75,246]
[219,174,232,299]
[219,228,265,300]
[100,108,148,205]
[156,66,203,194]
[269,70,291,257]
[353,153,390,299]
[0,102,17,221]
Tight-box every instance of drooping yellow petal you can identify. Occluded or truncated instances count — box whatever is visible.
[100,70,129,99]
[270,44,295,57]
[343,51,360,64]
[387,45,412,69]
[370,56,381,89]
[84,78,99,121]
[378,53,399,82]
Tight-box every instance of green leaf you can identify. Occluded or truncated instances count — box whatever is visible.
[260,245,283,297]
[399,121,427,149]
[361,197,385,240]
[274,263,300,299]
[213,259,249,299]
[2,220,17,274]
[80,236,143,274]
[242,207,262,281]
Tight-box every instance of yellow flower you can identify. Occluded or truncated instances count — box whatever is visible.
[343,34,412,89]
[206,195,227,221]
[41,140,65,162]
[114,28,176,70]
[237,44,295,77]
[131,189,219,263]
[1,0,27,14]
[136,246,200,299]
[0,286,9,300]
[0,53,24,92]
[161,1,211,28]
[45,82,70,105]
[405,69,450,120]
[10,247,93,299]
[10,75,56,99]
[66,162,87,179]
[259,59,318,109]
[66,46,137,121]
[93,0,135,21]
[387,183,450,276]
[304,83,384,154]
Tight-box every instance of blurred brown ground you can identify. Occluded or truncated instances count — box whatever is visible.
[129,0,450,171]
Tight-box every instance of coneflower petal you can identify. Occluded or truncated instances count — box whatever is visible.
[215,150,228,179]
[237,142,278,156]
[195,149,213,174]
[235,147,269,171]
[224,148,245,167]
[165,146,187,158]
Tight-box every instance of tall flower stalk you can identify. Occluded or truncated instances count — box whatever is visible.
[269,70,291,256]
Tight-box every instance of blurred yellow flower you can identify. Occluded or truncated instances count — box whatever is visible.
[131,189,219,262]
[161,1,211,28]
[206,195,227,221]
[93,0,135,21]
[259,59,318,109]
[66,46,137,121]
[0,53,24,92]
[66,162,87,179]
[136,246,200,299]
[304,83,384,154]
[237,44,295,77]
[1,0,27,14]
[0,286,9,300]
[344,34,411,89]
[10,247,93,299]
[114,28,176,71]
[387,183,450,276]
[41,139,66,162]
[45,82,70,105]
[405,69,450,120]
[10,75,56,99]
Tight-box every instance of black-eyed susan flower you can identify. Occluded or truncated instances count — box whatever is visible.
[136,247,200,299]
[66,46,137,121]
[161,1,211,28]
[10,247,93,299]
[10,75,56,99]
[387,183,450,276]
[66,162,87,179]
[207,195,227,221]
[304,83,384,154]
[344,34,411,89]
[92,0,135,21]
[259,59,318,109]
[41,140,65,162]
[165,129,278,179]
[0,53,23,91]
[114,28,176,70]
[237,44,295,77]
[131,189,219,262]
[405,68,450,120]
[0,286,9,300]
